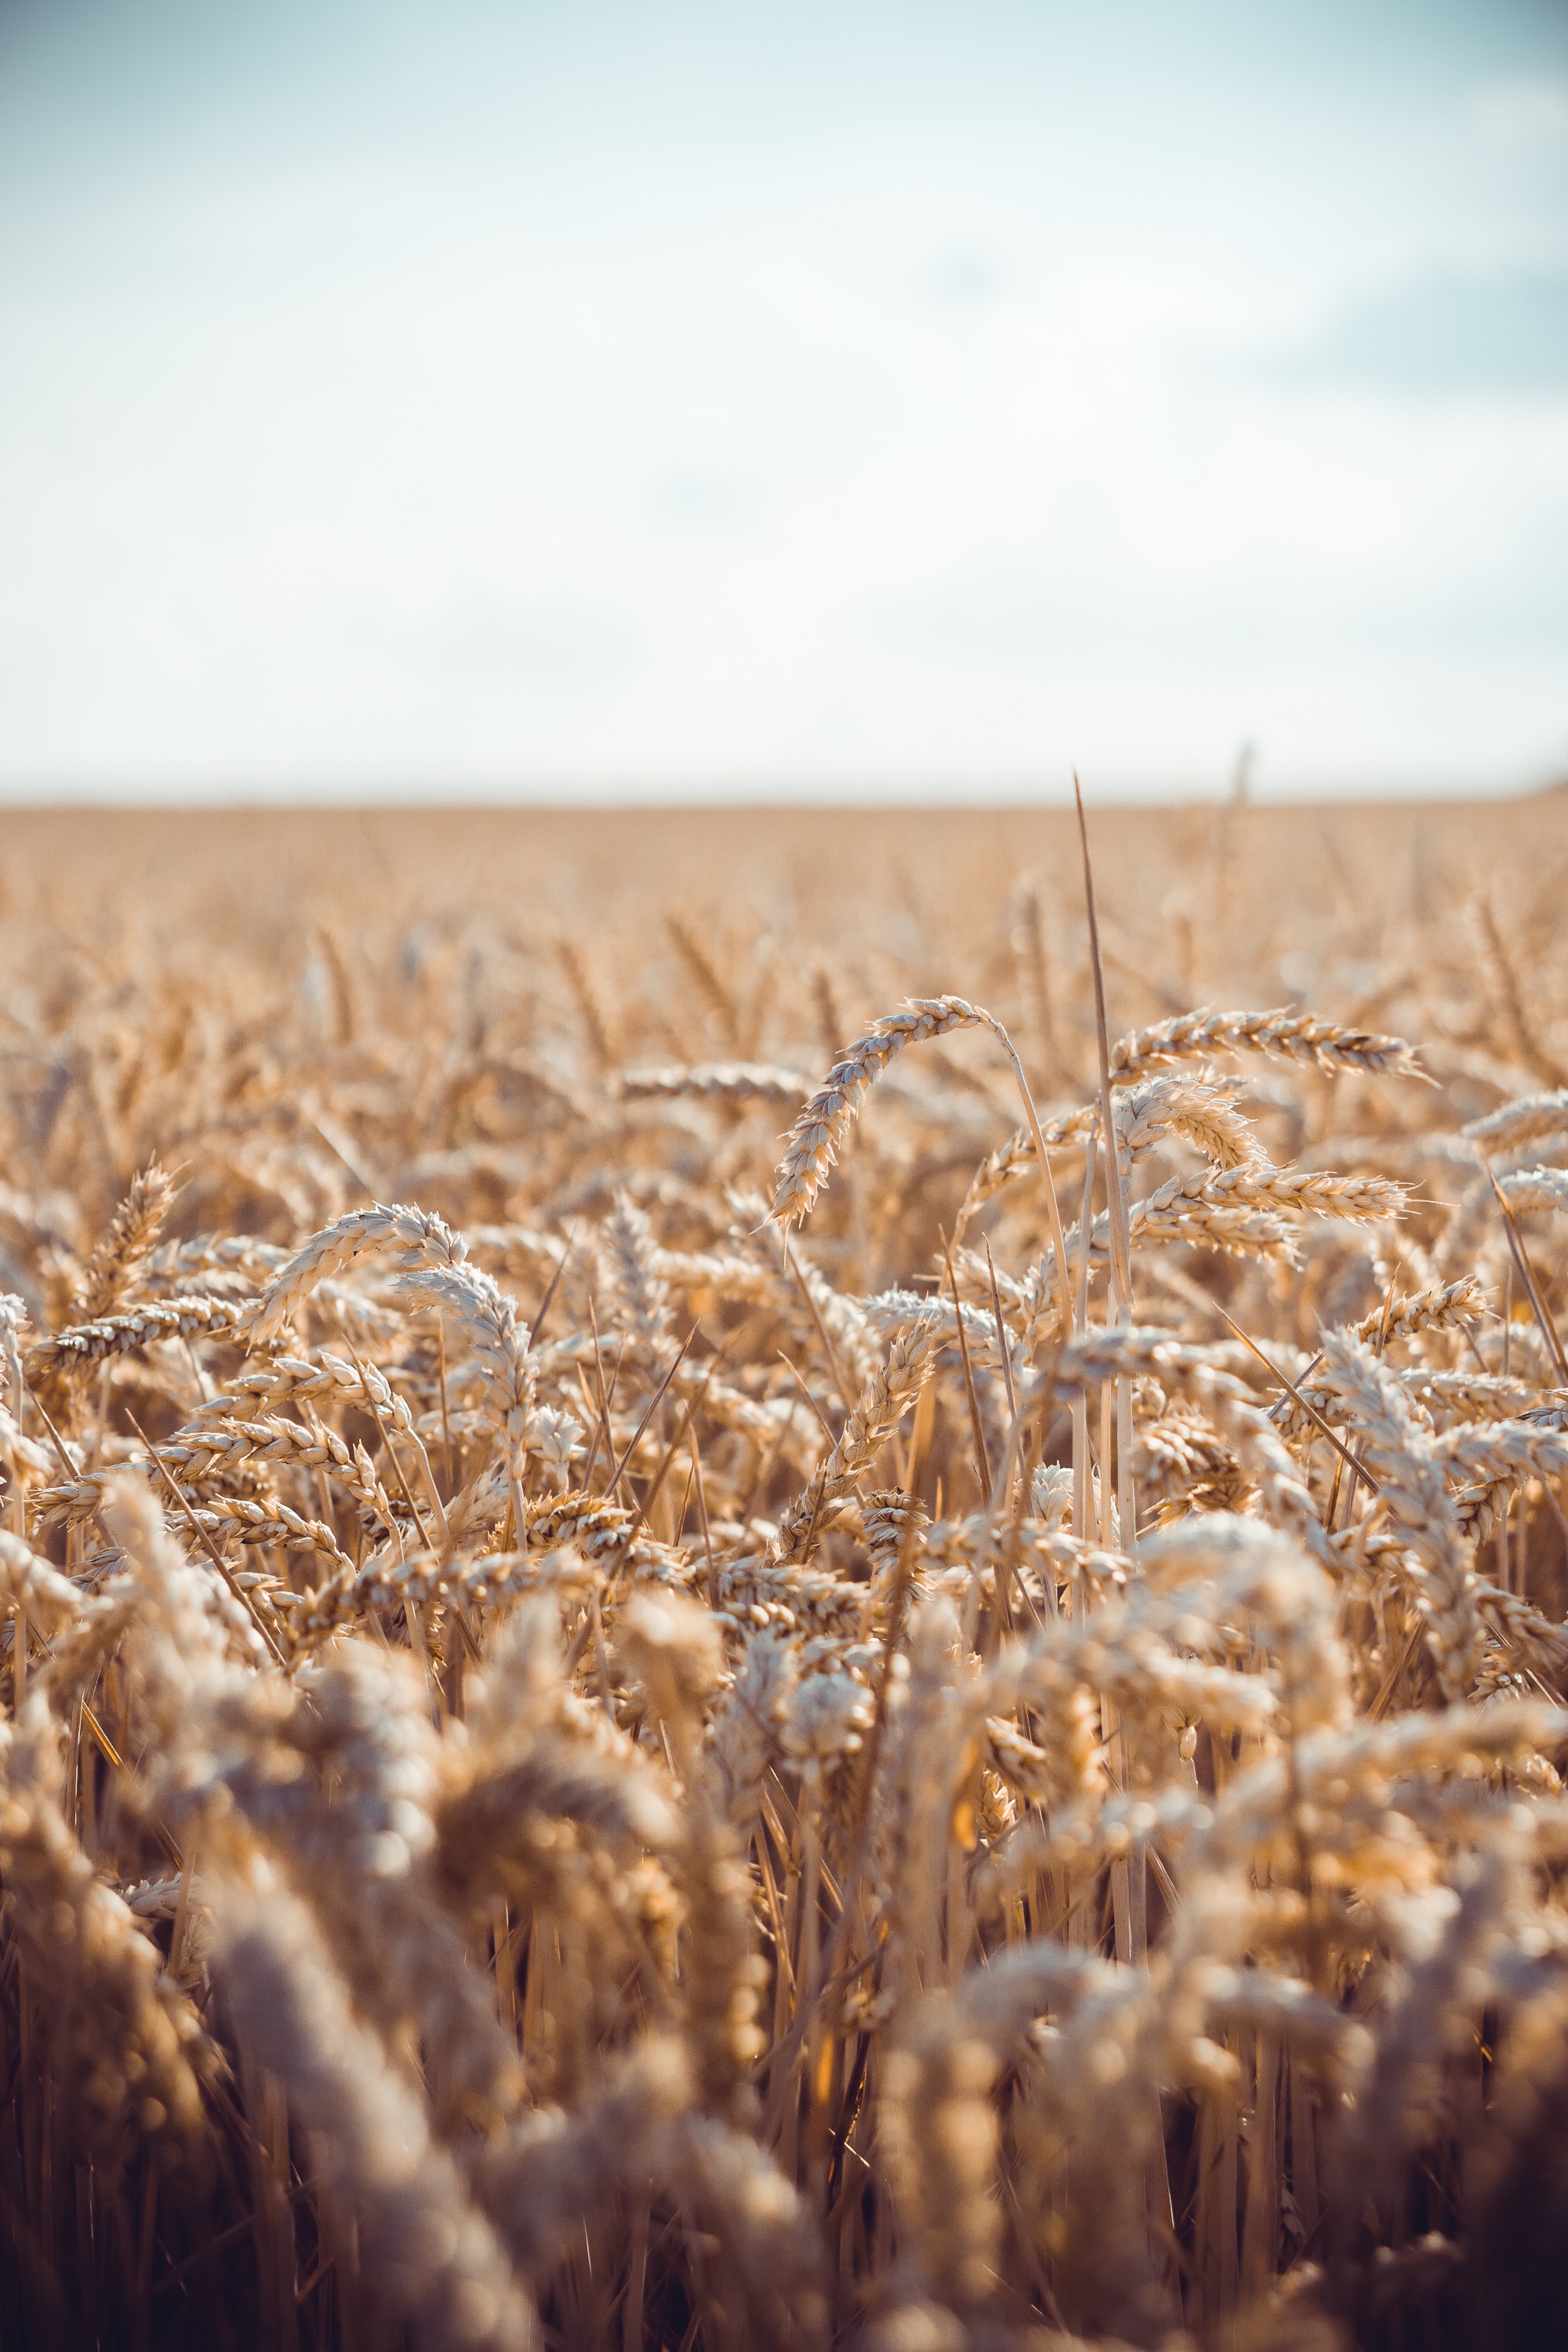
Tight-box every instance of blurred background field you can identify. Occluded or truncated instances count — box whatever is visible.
[14,789,1566,1301]
[13,790,1565,963]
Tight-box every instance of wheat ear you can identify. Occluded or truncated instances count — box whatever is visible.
[1109,1005,1427,1084]
[769,994,1073,1334]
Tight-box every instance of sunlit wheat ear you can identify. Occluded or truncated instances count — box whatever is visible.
[775,1319,939,1563]
[767,989,1072,1321]
[0,1289,28,1404]
[1109,1073,1269,1171]
[617,1062,808,1105]
[1109,1003,1428,1083]
[768,996,993,1225]
[1497,1165,1568,1215]
[249,1201,466,1340]
[601,1189,671,1351]
[26,1294,242,1379]
[74,1161,176,1319]
[1464,1087,1568,1160]
[1348,1271,1484,1346]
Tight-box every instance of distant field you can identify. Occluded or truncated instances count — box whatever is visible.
[7,793,1563,974]
[1,792,1566,2351]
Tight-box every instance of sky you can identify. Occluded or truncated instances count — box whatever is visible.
[1,0,1566,804]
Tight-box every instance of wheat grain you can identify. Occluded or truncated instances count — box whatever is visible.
[619,1063,808,1105]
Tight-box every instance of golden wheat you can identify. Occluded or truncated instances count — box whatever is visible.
[0,797,1565,2352]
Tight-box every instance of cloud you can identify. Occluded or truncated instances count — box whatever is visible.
[411,590,637,693]
[924,249,1005,307]
[1265,269,1568,398]
[1475,74,1568,143]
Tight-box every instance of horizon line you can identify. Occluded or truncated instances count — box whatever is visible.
[0,777,1563,815]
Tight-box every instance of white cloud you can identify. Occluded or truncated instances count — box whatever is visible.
[1475,74,1568,143]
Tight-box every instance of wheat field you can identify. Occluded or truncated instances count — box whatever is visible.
[2,793,1567,2352]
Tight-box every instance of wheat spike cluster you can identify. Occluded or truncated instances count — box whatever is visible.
[3,801,1568,2352]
